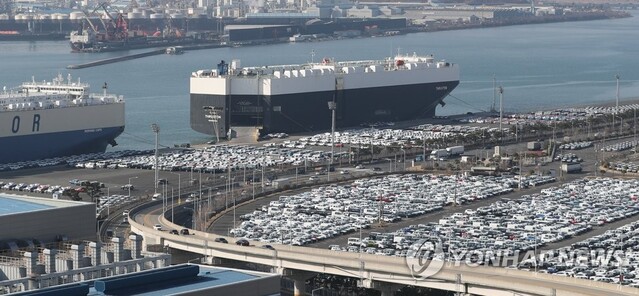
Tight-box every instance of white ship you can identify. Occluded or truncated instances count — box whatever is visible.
[0,74,125,164]
[190,54,459,139]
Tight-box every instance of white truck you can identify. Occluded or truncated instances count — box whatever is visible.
[446,145,465,157]
[430,149,449,160]
[561,163,582,173]
[272,177,295,189]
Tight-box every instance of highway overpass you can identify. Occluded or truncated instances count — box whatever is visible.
[128,204,639,296]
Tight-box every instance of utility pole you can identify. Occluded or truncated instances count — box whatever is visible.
[594,143,598,177]
[616,74,620,112]
[151,123,160,194]
[499,86,504,143]
[422,132,426,165]
[328,101,337,182]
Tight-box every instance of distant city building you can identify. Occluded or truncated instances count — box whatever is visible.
[404,6,533,23]
[345,5,381,18]
[379,6,403,16]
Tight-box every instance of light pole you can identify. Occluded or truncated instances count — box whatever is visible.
[252,169,256,200]
[151,123,160,194]
[171,172,180,223]
[232,176,236,231]
[328,101,337,182]
[422,131,427,164]
[634,108,637,148]
[615,115,623,136]
[616,74,620,112]
[498,86,504,143]
[127,176,138,198]
[401,148,406,170]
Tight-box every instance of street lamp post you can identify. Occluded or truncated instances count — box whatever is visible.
[171,172,180,223]
[401,148,406,170]
[634,108,637,148]
[127,176,138,198]
[171,172,181,202]
[252,169,256,200]
[422,131,427,164]
[616,74,620,112]
[151,123,160,194]
[328,101,337,182]
[499,86,504,143]
[232,176,236,231]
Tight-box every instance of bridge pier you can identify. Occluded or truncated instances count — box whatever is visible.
[359,279,404,296]
[279,268,316,296]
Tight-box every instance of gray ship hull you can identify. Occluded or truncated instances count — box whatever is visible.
[191,80,459,136]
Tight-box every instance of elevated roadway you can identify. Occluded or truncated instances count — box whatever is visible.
[129,204,639,296]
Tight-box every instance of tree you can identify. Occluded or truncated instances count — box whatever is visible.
[83,182,103,202]
[62,189,82,201]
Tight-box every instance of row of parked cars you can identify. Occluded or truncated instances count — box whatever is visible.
[464,104,638,128]
[600,140,638,153]
[525,220,639,287]
[0,181,69,195]
[288,125,479,150]
[97,194,135,217]
[609,162,639,174]
[559,141,593,150]
[554,153,583,163]
[328,178,639,280]
[230,174,538,246]
[0,150,149,172]
[74,145,332,174]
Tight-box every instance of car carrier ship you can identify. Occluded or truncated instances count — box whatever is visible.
[189,54,459,140]
[0,74,125,164]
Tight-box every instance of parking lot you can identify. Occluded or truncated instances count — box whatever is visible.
[223,173,558,246]
[312,177,639,286]
[278,124,496,150]
[532,220,639,286]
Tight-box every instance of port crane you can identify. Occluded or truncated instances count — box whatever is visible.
[95,2,129,41]
[80,9,99,34]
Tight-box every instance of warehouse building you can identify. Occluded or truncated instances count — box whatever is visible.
[0,194,96,243]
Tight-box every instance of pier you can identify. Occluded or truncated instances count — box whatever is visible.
[66,43,227,69]
[66,49,165,69]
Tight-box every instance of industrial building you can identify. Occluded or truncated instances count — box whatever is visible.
[404,7,532,23]
[0,194,96,243]
[0,235,171,294]
[8,264,279,296]
[220,16,406,42]
[224,24,297,42]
